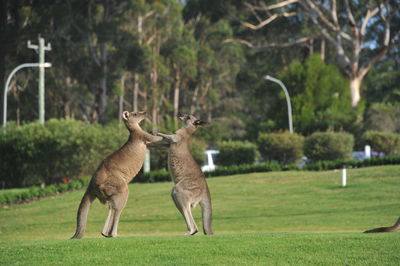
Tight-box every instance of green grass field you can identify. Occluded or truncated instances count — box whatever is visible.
[1,165,399,265]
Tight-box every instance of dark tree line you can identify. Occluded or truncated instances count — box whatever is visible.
[1,0,399,141]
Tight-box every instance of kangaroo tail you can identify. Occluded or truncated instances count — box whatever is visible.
[364,216,400,233]
[200,193,213,235]
[71,191,95,239]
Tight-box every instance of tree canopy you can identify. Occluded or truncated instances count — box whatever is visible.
[1,0,399,142]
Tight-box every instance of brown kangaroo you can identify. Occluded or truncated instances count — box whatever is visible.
[364,216,400,233]
[157,113,213,235]
[71,111,162,239]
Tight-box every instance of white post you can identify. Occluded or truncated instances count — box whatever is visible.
[342,168,347,187]
[28,36,51,124]
[143,149,150,173]
[365,145,371,159]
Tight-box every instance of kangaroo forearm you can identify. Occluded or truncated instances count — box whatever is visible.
[144,132,163,143]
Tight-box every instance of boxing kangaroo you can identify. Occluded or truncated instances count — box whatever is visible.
[157,113,213,235]
[71,111,162,239]
[364,216,400,233]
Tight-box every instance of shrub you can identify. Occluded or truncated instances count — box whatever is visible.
[362,131,400,155]
[304,132,354,161]
[216,141,259,166]
[204,162,281,177]
[189,139,207,166]
[0,119,127,188]
[257,132,304,164]
[135,169,171,183]
[304,155,400,171]
[364,103,400,133]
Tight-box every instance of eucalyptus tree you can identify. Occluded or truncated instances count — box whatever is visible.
[240,0,400,107]
[66,0,132,123]
[161,30,198,127]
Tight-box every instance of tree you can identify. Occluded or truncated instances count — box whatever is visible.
[67,0,131,123]
[161,33,198,127]
[240,0,399,107]
[277,54,356,134]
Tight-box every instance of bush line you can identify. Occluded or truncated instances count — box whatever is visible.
[2,155,399,205]
[0,178,90,205]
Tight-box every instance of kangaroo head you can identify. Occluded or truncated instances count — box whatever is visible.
[122,111,147,130]
[177,113,208,129]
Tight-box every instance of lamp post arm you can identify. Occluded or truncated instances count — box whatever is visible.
[264,75,294,134]
[3,63,48,134]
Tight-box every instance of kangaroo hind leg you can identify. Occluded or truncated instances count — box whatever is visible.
[101,203,115,237]
[103,188,129,238]
[200,194,213,235]
[172,187,198,235]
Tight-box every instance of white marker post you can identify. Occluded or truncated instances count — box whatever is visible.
[342,168,347,187]
[143,149,150,173]
[365,145,371,159]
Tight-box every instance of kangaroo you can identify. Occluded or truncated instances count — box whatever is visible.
[71,111,162,239]
[364,216,400,233]
[157,113,213,235]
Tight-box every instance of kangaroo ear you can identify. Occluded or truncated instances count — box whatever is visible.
[122,111,129,120]
[194,120,208,126]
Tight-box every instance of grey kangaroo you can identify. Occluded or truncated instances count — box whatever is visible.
[157,113,213,235]
[364,216,400,233]
[71,111,162,239]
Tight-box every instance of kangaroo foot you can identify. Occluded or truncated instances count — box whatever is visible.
[184,229,198,236]
[101,232,117,238]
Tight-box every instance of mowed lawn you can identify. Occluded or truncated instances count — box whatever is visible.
[0,165,399,265]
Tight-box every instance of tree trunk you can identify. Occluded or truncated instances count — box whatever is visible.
[64,76,73,119]
[118,74,125,122]
[98,42,108,124]
[173,67,180,128]
[320,38,325,62]
[133,73,139,112]
[350,76,362,107]
[190,86,199,114]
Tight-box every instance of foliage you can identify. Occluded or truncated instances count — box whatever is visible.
[2,154,400,204]
[189,139,207,166]
[304,131,354,161]
[364,103,400,133]
[257,132,304,164]
[0,119,127,188]
[303,155,400,171]
[204,162,281,178]
[216,141,259,166]
[135,169,171,183]
[364,62,400,104]
[277,54,357,134]
[0,178,90,205]
[362,131,400,156]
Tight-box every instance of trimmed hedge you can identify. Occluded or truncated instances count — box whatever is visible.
[204,161,282,177]
[362,131,400,155]
[0,177,90,205]
[258,132,304,164]
[304,131,354,161]
[216,141,259,166]
[0,119,127,188]
[135,170,171,183]
[303,155,400,171]
[3,155,400,205]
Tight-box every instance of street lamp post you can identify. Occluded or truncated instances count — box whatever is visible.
[264,75,293,134]
[3,62,52,134]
